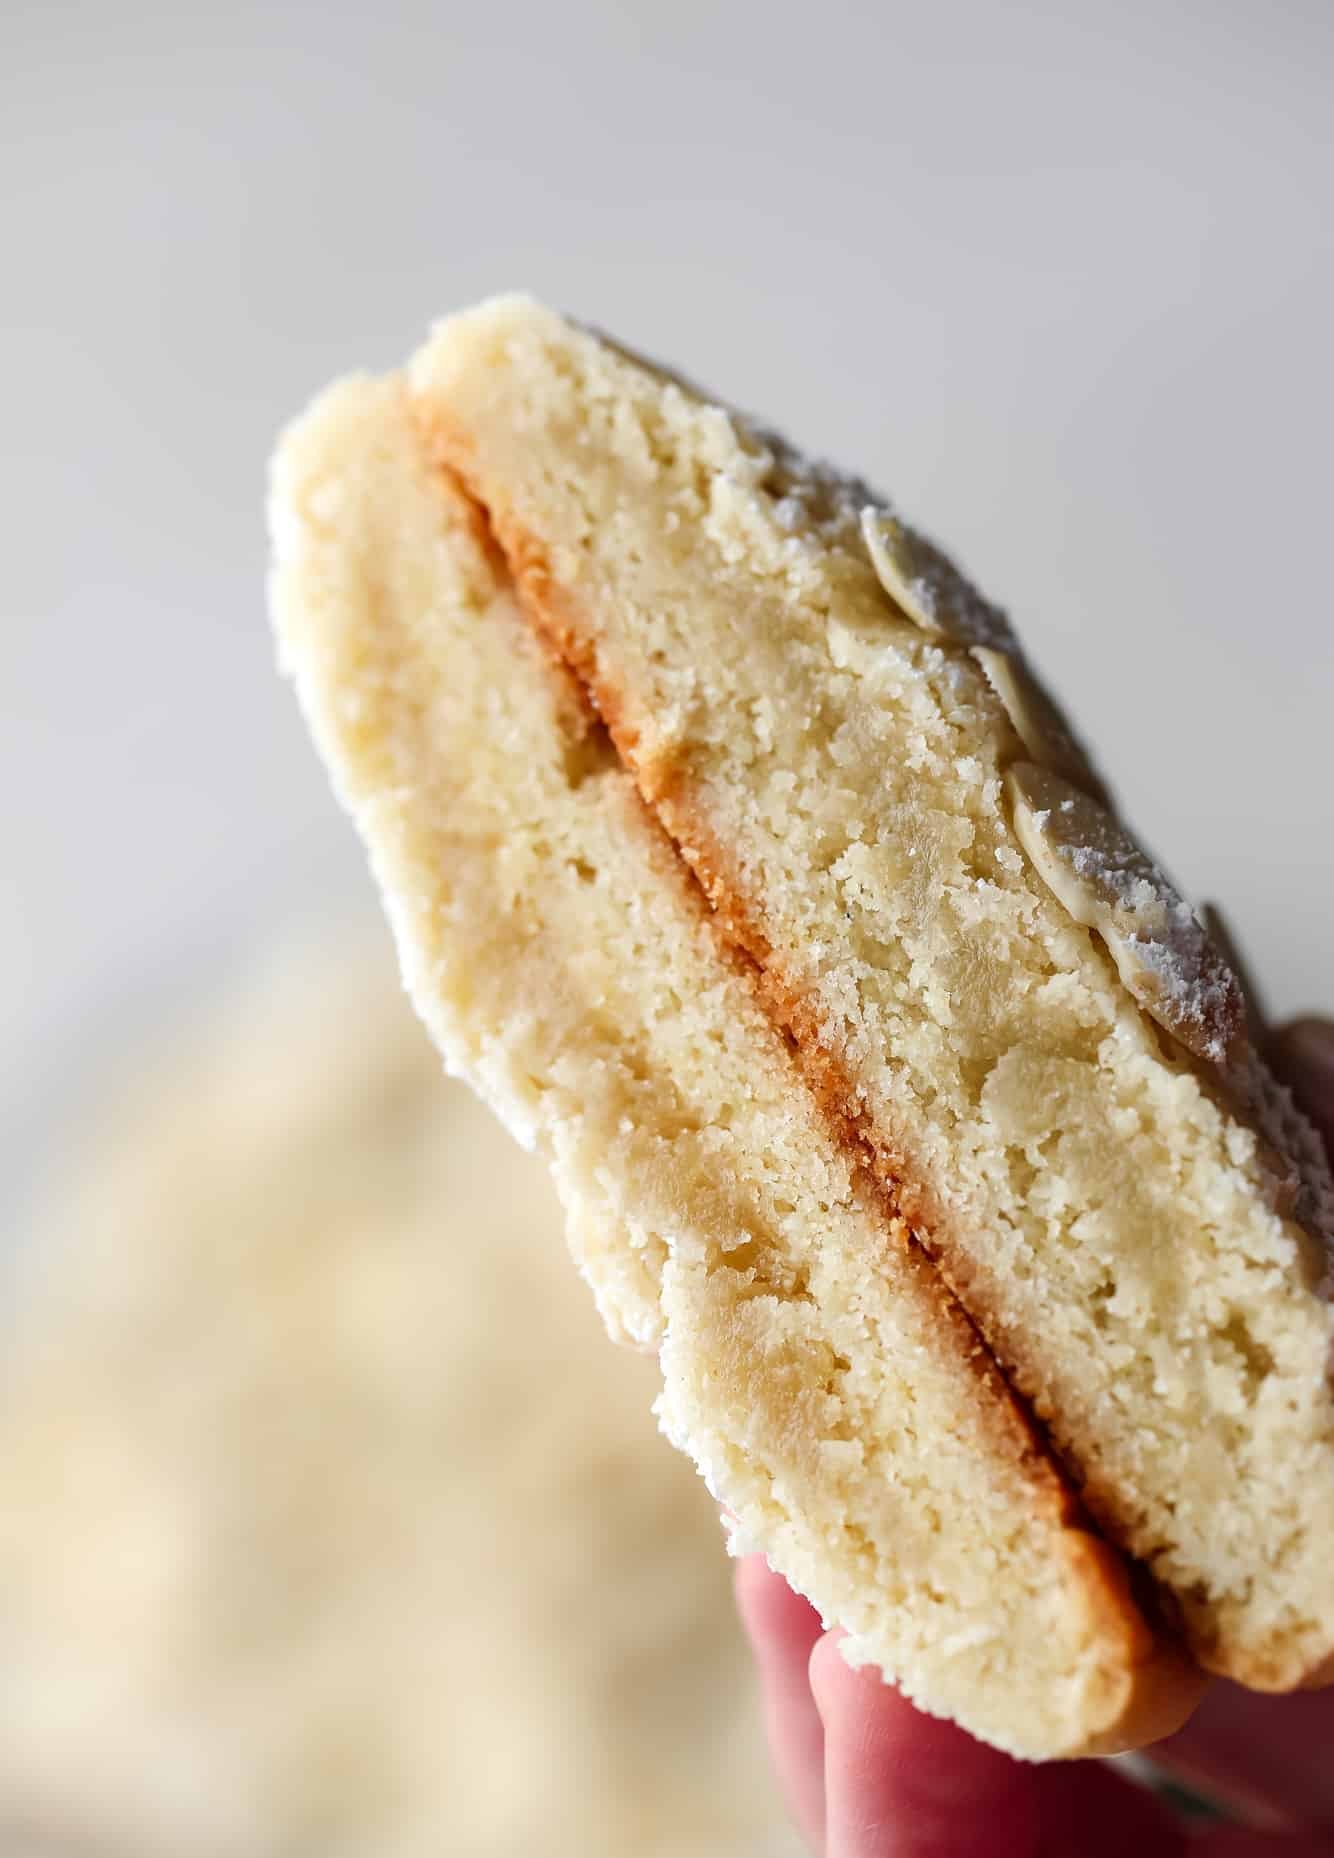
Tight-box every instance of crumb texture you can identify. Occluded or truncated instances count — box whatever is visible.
[410,294,1334,1691]
[269,375,1201,1757]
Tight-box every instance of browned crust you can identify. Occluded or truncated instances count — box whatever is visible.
[414,405,1204,1749]
[1058,1530,1206,1752]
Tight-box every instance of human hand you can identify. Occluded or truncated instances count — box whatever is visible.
[735,1016,1334,1857]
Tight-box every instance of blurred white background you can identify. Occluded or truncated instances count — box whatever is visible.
[5,0,1332,1218]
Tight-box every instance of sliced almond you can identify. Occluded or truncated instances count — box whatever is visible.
[1200,902,1269,1044]
[1006,762,1247,1065]
[973,646,1105,797]
[859,506,1016,651]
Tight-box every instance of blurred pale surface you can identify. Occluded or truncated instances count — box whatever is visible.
[4,1,1333,1220]
[0,939,786,1856]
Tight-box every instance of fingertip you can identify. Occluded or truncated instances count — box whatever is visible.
[807,1626,877,1729]
[734,1554,824,1660]
[808,1628,923,1746]
[734,1557,828,1852]
[733,1549,776,1606]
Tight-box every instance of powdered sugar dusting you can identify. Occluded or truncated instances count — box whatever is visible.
[1128,929,1245,1066]
[1009,764,1246,1067]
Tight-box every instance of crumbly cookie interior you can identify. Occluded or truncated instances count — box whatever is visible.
[410,296,1334,1688]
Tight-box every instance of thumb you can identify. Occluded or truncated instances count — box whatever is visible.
[1267,1017,1334,1156]
[807,1631,1040,1858]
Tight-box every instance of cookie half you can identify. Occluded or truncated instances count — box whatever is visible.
[401,296,1334,1695]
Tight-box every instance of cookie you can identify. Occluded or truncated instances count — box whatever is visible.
[269,372,1205,1757]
